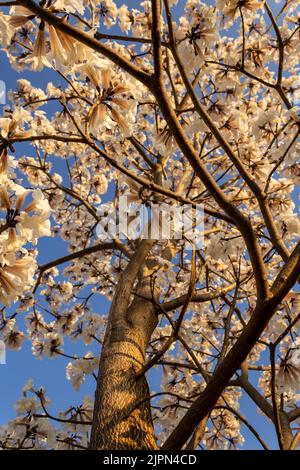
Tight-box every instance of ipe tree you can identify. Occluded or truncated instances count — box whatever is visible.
[0,0,299,451]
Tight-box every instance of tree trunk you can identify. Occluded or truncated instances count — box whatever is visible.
[90,276,158,450]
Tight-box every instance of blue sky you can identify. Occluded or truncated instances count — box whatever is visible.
[0,0,287,450]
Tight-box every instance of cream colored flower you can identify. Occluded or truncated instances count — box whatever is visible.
[9,6,34,29]
[217,0,264,20]
[277,354,300,392]
[83,64,136,137]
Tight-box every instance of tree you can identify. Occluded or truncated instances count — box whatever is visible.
[0,0,299,451]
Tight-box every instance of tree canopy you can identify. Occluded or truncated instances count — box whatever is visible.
[0,0,299,450]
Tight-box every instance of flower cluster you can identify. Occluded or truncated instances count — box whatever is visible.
[0,129,50,307]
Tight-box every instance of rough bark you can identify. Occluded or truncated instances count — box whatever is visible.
[90,274,158,450]
[185,416,208,450]
[280,413,294,450]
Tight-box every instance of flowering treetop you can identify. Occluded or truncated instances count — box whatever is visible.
[0,0,299,450]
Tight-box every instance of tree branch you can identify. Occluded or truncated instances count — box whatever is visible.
[161,241,300,449]
[19,0,152,87]
[33,241,129,293]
